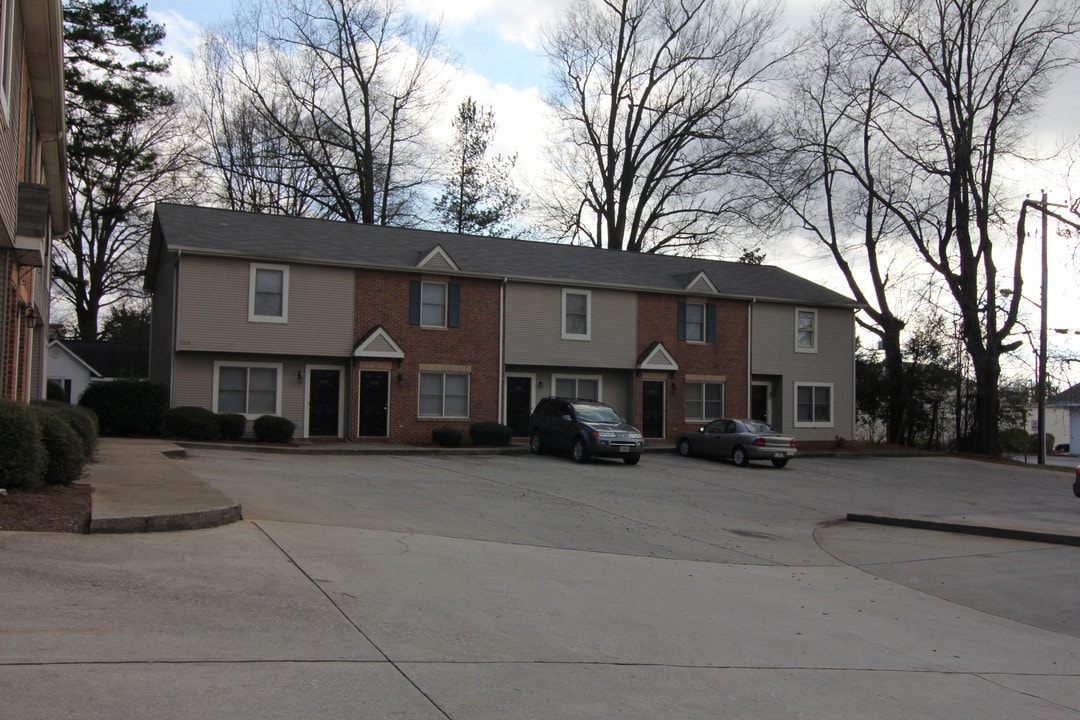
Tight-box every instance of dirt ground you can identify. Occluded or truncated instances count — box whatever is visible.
[0,483,92,533]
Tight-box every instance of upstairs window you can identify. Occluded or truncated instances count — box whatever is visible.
[409,280,460,328]
[678,301,716,343]
[0,0,13,119]
[562,289,591,340]
[249,264,289,323]
[796,309,817,352]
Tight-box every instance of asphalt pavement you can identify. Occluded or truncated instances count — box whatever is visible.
[3,438,1079,719]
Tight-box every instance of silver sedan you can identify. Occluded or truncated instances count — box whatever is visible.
[677,418,797,468]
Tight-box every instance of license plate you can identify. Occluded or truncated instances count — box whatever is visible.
[620,446,631,453]
[774,452,788,459]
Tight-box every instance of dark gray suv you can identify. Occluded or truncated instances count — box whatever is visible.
[528,397,644,464]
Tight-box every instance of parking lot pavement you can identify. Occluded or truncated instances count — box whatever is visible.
[3,451,1079,719]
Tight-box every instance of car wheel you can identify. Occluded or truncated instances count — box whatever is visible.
[771,457,788,468]
[733,446,750,467]
[529,430,544,454]
[677,438,692,457]
[624,454,641,465]
[572,437,589,463]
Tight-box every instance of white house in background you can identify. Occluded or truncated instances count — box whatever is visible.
[46,339,149,403]
[1047,384,1080,454]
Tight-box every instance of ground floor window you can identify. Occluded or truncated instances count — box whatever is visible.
[419,372,470,418]
[794,383,833,427]
[685,381,724,422]
[216,364,280,415]
[553,375,600,400]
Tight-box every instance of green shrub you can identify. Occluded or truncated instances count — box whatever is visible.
[33,401,98,458]
[79,380,168,436]
[31,407,86,484]
[999,427,1028,454]
[0,400,47,489]
[217,413,247,440]
[253,415,295,443]
[432,426,463,448]
[468,421,512,446]
[162,406,221,441]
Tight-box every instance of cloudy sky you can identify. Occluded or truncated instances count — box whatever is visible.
[142,0,1080,386]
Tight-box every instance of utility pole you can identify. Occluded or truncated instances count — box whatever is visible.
[1037,191,1048,466]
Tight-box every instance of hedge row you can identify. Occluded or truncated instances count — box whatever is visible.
[432,422,512,448]
[0,400,99,490]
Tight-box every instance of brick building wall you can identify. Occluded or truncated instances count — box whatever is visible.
[635,293,750,438]
[352,269,503,444]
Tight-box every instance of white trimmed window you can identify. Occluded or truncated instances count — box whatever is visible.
[249,264,289,323]
[562,289,591,340]
[553,375,601,401]
[685,302,705,342]
[685,382,725,422]
[794,383,833,427]
[0,0,13,119]
[215,363,281,416]
[420,281,448,327]
[419,372,470,418]
[795,308,817,353]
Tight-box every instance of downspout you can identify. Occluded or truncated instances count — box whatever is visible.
[498,278,506,424]
[170,248,181,408]
[747,298,756,417]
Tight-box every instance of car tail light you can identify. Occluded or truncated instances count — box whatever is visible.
[789,439,797,448]
[752,438,766,446]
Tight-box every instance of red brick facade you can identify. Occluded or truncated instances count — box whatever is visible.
[635,293,749,438]
[351,269,504,444]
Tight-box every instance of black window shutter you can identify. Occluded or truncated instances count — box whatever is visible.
[448,283,460,327]
[677,302,687,341]
[706,304,716,342]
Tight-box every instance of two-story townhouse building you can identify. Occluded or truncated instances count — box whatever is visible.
[0,0,68,402]
[147,204,859,444]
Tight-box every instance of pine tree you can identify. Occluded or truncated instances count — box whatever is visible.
[433,98,524,237]
[54,0,182,339]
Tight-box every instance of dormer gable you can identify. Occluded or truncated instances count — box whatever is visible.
[353,326,405,359]
[417,245,459,272]
[636,341,679,372]
[684,270,717,295]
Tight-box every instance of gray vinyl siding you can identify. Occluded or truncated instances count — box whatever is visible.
[511,365,634,419]
[173,352,346,436]
[176,255,354,355]
[504,283,638,368]
[751,302,855,441]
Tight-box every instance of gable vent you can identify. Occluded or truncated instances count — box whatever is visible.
[417,245,460,272]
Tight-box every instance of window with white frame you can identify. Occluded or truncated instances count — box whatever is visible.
[562,289,591,340]
[249,264,289,323]
[215,364,281,415]
[794,383,833,427]
[419,372,470,417]
[421,281,447,327]
[795,309,817,352]
[553,375,600,400]
[685,302,705,342]
[685,382,725,422]
[0,0,13,118]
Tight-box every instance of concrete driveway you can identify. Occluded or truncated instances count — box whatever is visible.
[3,451,1079,719]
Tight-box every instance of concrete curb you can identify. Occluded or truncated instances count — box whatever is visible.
[90,504,244,534]
[846,513,1080,547]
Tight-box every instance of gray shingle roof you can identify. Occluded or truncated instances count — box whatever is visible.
[1049,383,1080,407]
[149,203,859,308]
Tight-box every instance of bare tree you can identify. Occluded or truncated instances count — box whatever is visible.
[541,0,785,254]
[197,0,449,225]
[767,12,920,445]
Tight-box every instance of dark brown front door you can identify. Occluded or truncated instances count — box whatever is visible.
[642,380,665,438]
[506,376,532,436]
[308,369,341,436]
[359,370,389,437]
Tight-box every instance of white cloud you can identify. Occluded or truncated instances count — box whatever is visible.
[404,0,573,48]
